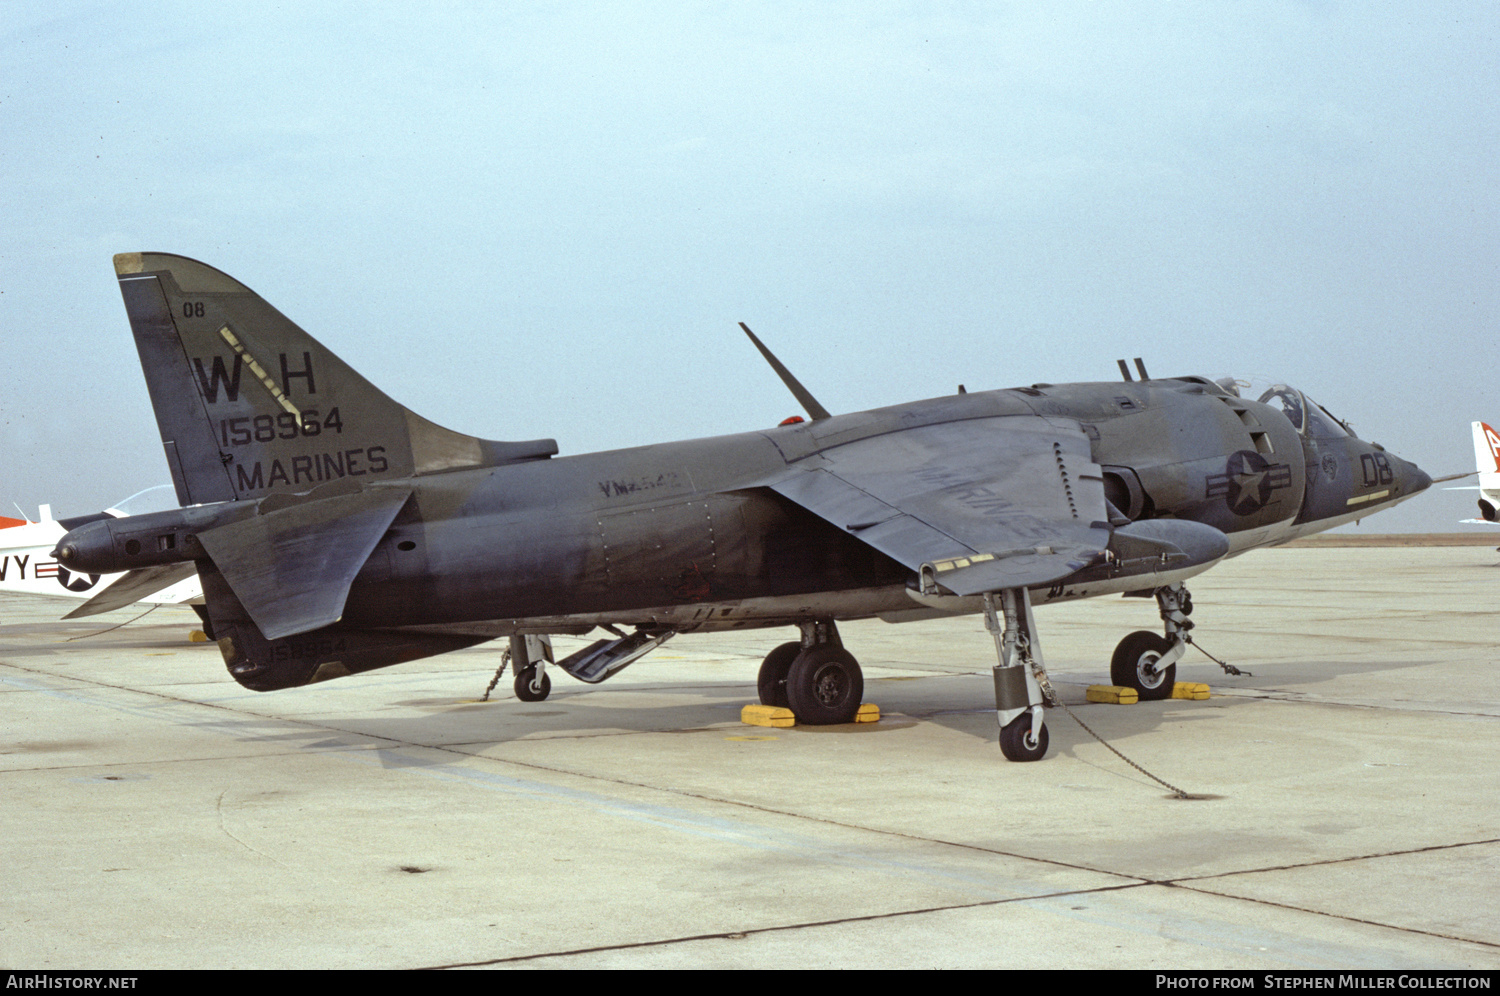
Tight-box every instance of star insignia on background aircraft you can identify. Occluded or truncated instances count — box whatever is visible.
[52,253,1431,761]
[1,488,204,618]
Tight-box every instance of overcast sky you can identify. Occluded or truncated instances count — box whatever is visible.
[3,2,1496,533]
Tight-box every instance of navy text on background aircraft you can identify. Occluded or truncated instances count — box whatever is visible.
[53,253,1431,760]
[1,487,202,618]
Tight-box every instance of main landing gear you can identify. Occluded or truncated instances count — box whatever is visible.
[756,620,865,725]
[750,582,1203,756]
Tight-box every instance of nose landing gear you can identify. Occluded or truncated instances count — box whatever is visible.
[1110,583,1192,701]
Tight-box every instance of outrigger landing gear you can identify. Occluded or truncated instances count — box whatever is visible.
[1110,582,1192,701]
[757,620,864,725]
[986,589,1055,762]
[510,634,554,702]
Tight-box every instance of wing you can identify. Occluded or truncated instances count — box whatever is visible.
[767,416,1112,595]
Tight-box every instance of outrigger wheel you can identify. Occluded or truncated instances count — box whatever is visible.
[514,663,551,702]
[999,712,1049,762]
[1110,630,1176,701]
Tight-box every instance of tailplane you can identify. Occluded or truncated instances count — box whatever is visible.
[113,252,556,506]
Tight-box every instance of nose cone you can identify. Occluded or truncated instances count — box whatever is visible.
[1387,450,1432,499]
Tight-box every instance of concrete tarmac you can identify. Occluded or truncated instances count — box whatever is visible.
[1,545,1496,969]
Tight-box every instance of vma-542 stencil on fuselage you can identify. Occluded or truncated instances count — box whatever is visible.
[53,253,1432,761]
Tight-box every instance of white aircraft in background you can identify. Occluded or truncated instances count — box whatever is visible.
[1455,422,1500,526]
[0,486,205,624]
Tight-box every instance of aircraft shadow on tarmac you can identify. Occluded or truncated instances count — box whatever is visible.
[293,673,1245,758]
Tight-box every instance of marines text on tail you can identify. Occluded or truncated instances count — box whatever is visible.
[54,253,1431,760]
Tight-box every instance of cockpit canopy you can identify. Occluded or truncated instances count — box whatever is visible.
[1257,385,1351,439]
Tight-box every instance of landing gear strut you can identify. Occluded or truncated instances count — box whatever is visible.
[986,588,1054,762]
[757,620,864,725]
[1110,582,1192,701]
[510,634,554,702]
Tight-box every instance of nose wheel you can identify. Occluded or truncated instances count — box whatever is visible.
[1110,583,1193,700]
[1110,631,1176,700]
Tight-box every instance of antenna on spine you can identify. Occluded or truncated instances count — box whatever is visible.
[739,323,832,421]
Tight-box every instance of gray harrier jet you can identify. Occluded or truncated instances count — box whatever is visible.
[54,253,1431,760]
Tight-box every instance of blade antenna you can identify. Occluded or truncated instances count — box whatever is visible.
[738,323,832,421]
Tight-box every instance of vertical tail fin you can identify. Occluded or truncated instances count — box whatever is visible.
[113,253,557,506]
[1471,421,1500,477]
[1472,422,1500,520]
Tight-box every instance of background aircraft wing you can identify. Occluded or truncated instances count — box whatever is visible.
[767,416,1112,595]
[62,562,199,619]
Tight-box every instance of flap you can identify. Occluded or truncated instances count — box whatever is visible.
[62,562,199,619]
[768,416,1111,594]
[197,485,411,640]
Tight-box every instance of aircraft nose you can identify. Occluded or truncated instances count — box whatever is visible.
[1397,455,1432,496]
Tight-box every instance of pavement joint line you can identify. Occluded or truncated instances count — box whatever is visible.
[1168,881,1500,951]
[405,744,1171,882]
[7,642,1497,919]
[0,663,1154,893]
[349,739,1161,883]
[1166,836,1500,884]
[8,657,1486,882]
[422,879,1159,969]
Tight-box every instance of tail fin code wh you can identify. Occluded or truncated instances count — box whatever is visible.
[113,252,557,507]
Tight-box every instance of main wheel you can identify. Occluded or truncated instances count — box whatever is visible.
[514,664,551,702]
[757,642,801,708]
[1110,630,1175,701]
[785,645,864,725]
[999,712,1049,761]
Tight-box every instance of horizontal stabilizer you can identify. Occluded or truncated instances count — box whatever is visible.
[197,484,411,640]
[62,562,198,619]
[555,630,674,683]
